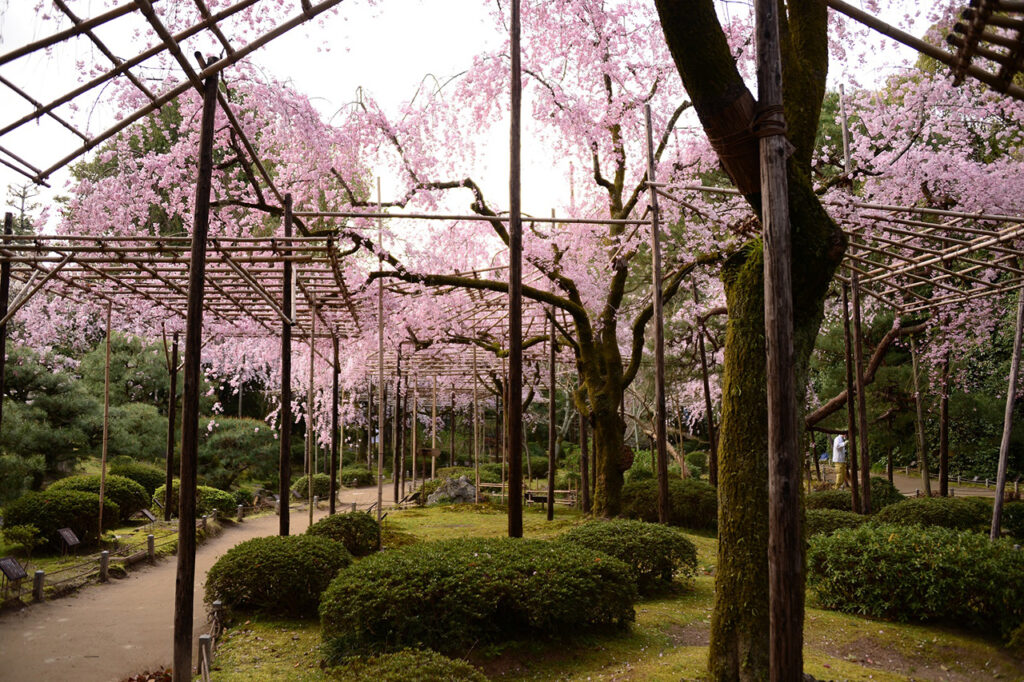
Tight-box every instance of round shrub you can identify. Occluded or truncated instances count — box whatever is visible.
[527,456,549,480]
[805,488,852,511]
[620,478,717,531]
[307,511,380,556]
[206,535,351,617]
[48,474,147,521]
[3,489,119,549]
[109,459,166,496]
[558,519,697,593]
[320,537,636,655]
[805,508,867,536]
[479,462,503,484]
[325,649,487,681]
[342,466,376,487]
[153,480,237,516]
[874,496,990,531]
[808,524,1024,639]
[685,451,708,478]
[869,477,906,510]
[293,473,332,499]
[1002,500,1024,539]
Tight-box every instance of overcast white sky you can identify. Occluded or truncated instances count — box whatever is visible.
[0,0,931,229]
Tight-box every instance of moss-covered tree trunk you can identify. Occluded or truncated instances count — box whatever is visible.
[655,1,844,678]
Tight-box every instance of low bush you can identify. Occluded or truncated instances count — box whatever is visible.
[808,523,1024,639]
[527,456,549,480]
[869,477,906,510]
[806,478,906,513]
[415,479,443,505]
[324,649,487,681]
[620,478,717,531]
[342,466,376,487]
[479,462,503,484]
[805,508,867,536]
[3,489,119,549]
[48,474,148,521]
[109,459,166,496]
[558,519,697,593]
[153,480,236,517]
[320,537,636,655]
[206,535,351,617]
[1002,500,1024,539]
[307,511,380,556]
[874,496,990,531]
[685,451,708,478]
[293,473,332,499]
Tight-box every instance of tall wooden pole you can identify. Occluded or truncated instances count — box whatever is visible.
[992,284,1024,539]
[330,335,339,515]
[173,59,217,682]
[279,194,294,537]
[375,178,385,522]
[755,0,803,676]
[547,312,556,521]
[99,303,112,542]
[841,284,862,513]
[851,273,871,513]
[644,103,670,524]
[164,333,179,522]
[938,352,950,497]
[394,352,402,503]
[450,393,456,467]
[431,374,437,479]
[412,378,418,492]
[910,335,932,497]
[473,345,481,504]
[579,409,590,513]
[365,379,372,469]
[307,301,316,528]
[507,0,524,539]
[692,279,718,486]
[0,213,12,438]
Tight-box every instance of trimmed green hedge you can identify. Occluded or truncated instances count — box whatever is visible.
[320,537,636,655]
[293,473,332,499]
[874,496,990,531]
[3,489,119,549]
[805,509,868,536]
[325,649,487,681]
[307,511,380,556]
[342,467,376,487]
[153,480,236,517]
[48,474,147,521]
[869,477,906,510]
[685,451,708,479]
[619,478,717,531]
[808,524,1024,639]
[109,457,166,496]
[558,519,697,593]
[806,478,906,513]
[1003,500,1024,539]
[206,535,351,617]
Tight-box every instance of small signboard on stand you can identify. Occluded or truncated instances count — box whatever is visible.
[57,528,80,557]
[0,556,27,596]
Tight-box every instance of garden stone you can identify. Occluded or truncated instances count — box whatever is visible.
[426,475,476,505]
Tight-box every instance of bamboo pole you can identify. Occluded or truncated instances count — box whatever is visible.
[851,272,872,513]
[841,284,862,513]
[393,351,401,504]
[278,194,293,537]
[330,335,339,514]
[507,0,524,539]
[992,284,1024,539]
[473,345,481,504]
[431,375,437,480]
[164,333,179,522]
[172,60,217,682]
[98,303,112,542]
[0,214,12,444]
[910,335,932,496]
[692,279,718,486]
[939,352,950,497]
[412,377,418,493]
[376,179,385,523]
[307,298,316,528]
[547,311,556,521]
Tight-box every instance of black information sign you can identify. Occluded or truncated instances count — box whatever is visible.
[57,528,81,548]
[0,557,27,581]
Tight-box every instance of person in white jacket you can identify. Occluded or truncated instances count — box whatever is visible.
[832,434,848,488]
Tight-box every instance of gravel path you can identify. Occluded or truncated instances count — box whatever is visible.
[0,486,386,682]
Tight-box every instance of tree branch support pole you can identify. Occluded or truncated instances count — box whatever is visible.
[841,284,862,513]
[644,103,670,524]
[910,335,932,497]
[507,0,524,538]
[992,283,1024,539]
[450,393,456,468]
[939,352,950,497]
[330,336,339,515]
[473,345,481,504]
[547,312,556,521]
[164,333,179,522]
[0,214,11,438]
[279,194,293,536]
[99,303,112,541]
[412,378,418,493]
[375,178,385,523]
[692,279,717,486]
[394,351,402,504]
[307,300,316,528]
[851,273,871,513]
[756,1,803,678]
[431,375,438,479]
[173,59,217,682]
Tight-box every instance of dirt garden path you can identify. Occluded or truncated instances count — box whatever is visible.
[0,486,387,682]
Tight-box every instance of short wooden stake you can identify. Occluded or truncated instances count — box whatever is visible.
[99,551,110,582]
[236,504,244,521]
[32,570,44,602]
[147,534,155,564]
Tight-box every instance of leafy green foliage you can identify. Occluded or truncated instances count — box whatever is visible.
[557,519,697,593]
[320,537,636,655]
[48,474,148,520]
[874,496,991,531]
[619,478,717,531]
[324,649,487,681]
[153,480,236,516]
[868,477,906,510]
[1002,500,1024,540]
[434,466,501,484]
[415,479,443,505]
[205,535,351,617]
[90,403,168,462]
[199,417,279,490]
[805,489,854,511]
[0,453,43,505]
[79,333,173,410]
[805,509,868,536]
[685,451,708,479]
[2,524,43,560]
[808,524,1024,639]
[109,457,166,495]
[292,473,332,499]
[3,489,119,548]
[342,466,376,487]
[307,511,380,556]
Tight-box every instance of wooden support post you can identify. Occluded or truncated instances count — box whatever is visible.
[0,213,11,438]
[910,335,932,497]
[375,178,385,523]
[939,352,950,497]
[473,345,481,504]
[172,58,217,682]
[330,336,339,514]
[431,375,438,479]
[992,284,1024,539]
[99,303,112,541]
[851,272,872,513]
[450,393,456,468]
[279,194,293,537]
[755,0,803,676]
[164,333,179,522]
[412,378,418,493]
[365,379,372,469]
[579,409,590,513]
[547,312,556,521]
[692,279,718,486]
[307,300,316,529]
[507,0,524,539]
[32,570,43,602]
[841,285,862,513]
[99,551,109,583]
[147,533,155,564]
[394,352,402,504]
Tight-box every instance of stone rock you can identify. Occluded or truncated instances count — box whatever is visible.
[426,475,477,505]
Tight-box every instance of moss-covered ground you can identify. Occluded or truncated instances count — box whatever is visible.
[209,504,1024,681]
